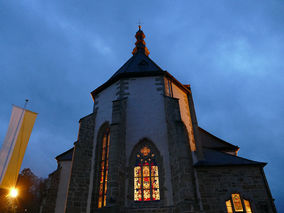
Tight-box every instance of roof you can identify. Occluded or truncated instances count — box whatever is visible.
[194,148,266,167]
[111,26,163,78]
[198,127,239,152]
[91,27,192,97]
[110,51,164,79]
[55,148,74,161]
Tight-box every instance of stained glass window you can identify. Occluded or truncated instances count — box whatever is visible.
[225,194,253,213]
[244,199,252,213]
[226,200,233,213]
[98,128,110,208]
[232,194,243,212]
[134,146,160,201]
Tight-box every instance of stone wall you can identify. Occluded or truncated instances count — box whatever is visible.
[107,98,127,210]
[196,165,276,213]
[164,96,198,213]
[125,76,174,206]
[65,112,97,213]
[41,169,61,213]
[165,78,197,153]
[126,206,175,213]
[90,99,127,212]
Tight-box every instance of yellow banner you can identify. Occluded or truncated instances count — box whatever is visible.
[0,106,37,189]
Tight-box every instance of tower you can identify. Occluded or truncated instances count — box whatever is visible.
[42,27,276,213]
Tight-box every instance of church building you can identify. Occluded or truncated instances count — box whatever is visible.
[41,27,276,213]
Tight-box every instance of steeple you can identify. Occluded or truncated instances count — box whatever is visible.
[106,26,163,80]
[132,25,150,56]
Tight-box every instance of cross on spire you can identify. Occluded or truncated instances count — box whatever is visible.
[137,20,143,30]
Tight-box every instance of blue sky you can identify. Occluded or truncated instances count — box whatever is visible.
[0,0,283,211]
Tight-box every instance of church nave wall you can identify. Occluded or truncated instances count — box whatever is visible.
[125,76,174,206]
[196,166,275,213]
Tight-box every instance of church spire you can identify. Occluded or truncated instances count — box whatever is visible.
[132,25,150,56]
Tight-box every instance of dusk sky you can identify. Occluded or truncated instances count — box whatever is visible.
[0,0,283,211]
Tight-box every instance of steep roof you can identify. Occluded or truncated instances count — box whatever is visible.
[91,27,191,97]
[198,127,239,152]
[111,25,163,78]
[55,147,74,161]
[110,51,164,79]
[194,148,266,167]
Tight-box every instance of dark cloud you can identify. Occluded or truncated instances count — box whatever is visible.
[0,0,283,211]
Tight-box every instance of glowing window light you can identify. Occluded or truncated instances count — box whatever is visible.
[232,193,243,212]
[134,146,160,201]
[225,194,253,213]
[244,199,253,213]
[98,128,110,208]
[226,200,233,213]
[9,188,18,198]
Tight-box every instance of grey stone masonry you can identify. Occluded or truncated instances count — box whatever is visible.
[164,96,199,213]
[196,166,277,213]
[126,206,175,213]
[41,169,61,213]
[187,91,204,161]
[65,112,97,213]
[106,98,127,211]
[116,79,130,99]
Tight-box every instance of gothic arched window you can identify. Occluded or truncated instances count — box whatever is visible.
[226,194,253,213]
[134,145,160,201]
[98,128,110,208]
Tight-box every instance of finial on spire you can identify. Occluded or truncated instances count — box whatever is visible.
[132,25,150,56]
[137,20,142,30]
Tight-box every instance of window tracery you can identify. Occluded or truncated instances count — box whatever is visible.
[98,128,110,208]
[134,145,160,201]
[225,194,253,213]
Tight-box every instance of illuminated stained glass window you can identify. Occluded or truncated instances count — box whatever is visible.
[244,199,252,213]
[225,194,253,213]
[232,194,243,212]
[226,200,233,213]
[134,146,160,201]
[98,128,110,208]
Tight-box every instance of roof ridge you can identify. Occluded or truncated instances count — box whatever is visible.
[194,148,266,167]
[217,148,266,164]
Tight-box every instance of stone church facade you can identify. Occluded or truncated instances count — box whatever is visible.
[41,27,276,213]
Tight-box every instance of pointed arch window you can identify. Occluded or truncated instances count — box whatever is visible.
[134,146,160,201]
[225,194,253,213]
[98,128,110,208]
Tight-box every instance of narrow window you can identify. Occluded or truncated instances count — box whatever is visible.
[98,128,110,208]
[232,194,243,212]
[226,200,233,213]
[244,199,252,213]
[134,146,160,201]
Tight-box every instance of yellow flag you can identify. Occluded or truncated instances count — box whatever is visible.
[0,106,37,189]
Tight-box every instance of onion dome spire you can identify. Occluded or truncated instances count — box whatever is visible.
[132,25,150,56]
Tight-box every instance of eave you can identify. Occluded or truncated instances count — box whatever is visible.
[90,70,191,100]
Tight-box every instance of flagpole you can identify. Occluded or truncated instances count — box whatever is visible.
[23,99,29,110]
